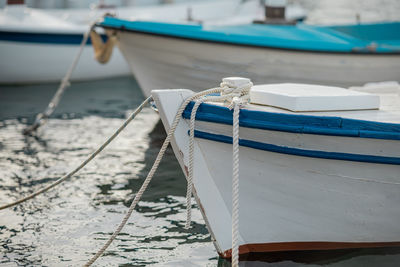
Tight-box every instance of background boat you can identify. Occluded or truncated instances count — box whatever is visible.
[0,2,129,84]
[99,15,400,97]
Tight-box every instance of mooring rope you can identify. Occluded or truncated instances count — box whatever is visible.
[84,87,226,266]
[3,78,252,267]
[23,24,95,135]
[185,80,252,267]
[84,80,251,267]
[185,98,204,229]
[0,96,152,211]
[231,99,241,267]
[185,93,236,229]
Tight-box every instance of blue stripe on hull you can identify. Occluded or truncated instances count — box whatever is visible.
[193,130,400,165]
[0,30,107,45]
[182,102,400,141]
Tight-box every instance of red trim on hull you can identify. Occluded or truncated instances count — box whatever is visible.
[220,241,400,258]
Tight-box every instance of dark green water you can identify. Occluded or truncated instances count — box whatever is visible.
[0,77,399,266]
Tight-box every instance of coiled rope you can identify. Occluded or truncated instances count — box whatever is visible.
[0,96,152,211]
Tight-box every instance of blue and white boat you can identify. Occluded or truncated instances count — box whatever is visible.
[99,16,400,97]
[0,3,130,84]
[152,78,400,260]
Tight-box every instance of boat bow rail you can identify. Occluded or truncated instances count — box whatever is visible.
[98,16,400,53]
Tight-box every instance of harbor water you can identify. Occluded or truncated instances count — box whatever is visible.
[1,77,400,266]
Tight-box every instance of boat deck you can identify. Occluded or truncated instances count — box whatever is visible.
[198,88,400,125]
[242,91,400,124]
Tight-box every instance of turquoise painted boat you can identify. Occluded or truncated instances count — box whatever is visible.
[98,16,400,96]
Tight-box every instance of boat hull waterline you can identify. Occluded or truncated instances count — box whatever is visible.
[152,89,400,258]
[0,36,130,84]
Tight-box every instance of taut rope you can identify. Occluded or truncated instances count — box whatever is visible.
[86,78,252,266]
[5,77,252,267]
[23,24,96,135]
[0,97,152,211]
[84,86,228,266]
[23,22,116,135]
[185,78,252,267]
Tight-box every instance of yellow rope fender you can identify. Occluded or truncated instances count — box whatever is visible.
[90,28,117,64]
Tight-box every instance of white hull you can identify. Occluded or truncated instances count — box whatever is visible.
[0,40,130,84]
[118,31,400,97]
[152,89,400,257]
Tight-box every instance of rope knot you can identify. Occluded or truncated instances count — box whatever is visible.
[220,77,253,110]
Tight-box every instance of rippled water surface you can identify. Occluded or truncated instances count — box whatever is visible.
[1,78,400,266]
[0,78,215,266]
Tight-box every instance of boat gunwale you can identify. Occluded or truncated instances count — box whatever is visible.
[97,22,400,55]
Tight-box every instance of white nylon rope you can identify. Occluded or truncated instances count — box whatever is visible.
[24,23,96,135]
[185,80,252,267]
[2,79,252,266]
[231,98,241,267]
[86,81,252,266]
[0,96,152,211]
[84,86,226,266]
[185,93,236,229]
[1,85,224,265]
[185,98,204,229]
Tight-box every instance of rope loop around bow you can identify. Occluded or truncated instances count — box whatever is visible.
[220,79,253,109]
[185,78,252,267]
[185,78,253,229]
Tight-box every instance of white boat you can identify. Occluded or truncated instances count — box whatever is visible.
[0,3,130,84]
[99,16,400,97]
[152,78,400,259]
[0,0,269,84]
